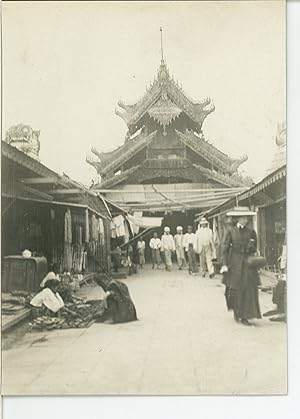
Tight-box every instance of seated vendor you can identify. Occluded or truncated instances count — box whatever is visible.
[30,279,64,317]
[40,263,60,288]
[95,277,137,324]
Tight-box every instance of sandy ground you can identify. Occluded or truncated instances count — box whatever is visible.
[1,266,287,395]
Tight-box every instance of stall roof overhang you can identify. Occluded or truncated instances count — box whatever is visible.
[2,141,111,219]
[2,140,61,179]
[205,165,286,218]
[2,193,109,220]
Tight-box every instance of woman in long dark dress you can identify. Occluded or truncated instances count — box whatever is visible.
[106,280,137,323]
[95,276,137,324]
[220,207,261,326]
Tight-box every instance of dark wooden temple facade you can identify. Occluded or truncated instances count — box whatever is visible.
[88,59,249,190]
[87,54,252,228]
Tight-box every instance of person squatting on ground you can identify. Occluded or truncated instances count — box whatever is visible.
[196,217,215,278]
[161,226,175,271]
[149,231,162,269]
[30,279,65,318]
[174,226,186,270]
[137,237,146,269]
[183,225,199,275]
[220,206,262,326]
[95,277,138,324]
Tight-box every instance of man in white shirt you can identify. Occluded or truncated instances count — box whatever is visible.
[149,231,162,269]
[174,226,186,270]
[183,225,199,275]
[161,227,175,271]
[137,237,146,269]
[31,279,64,314]
[196,217,215,278]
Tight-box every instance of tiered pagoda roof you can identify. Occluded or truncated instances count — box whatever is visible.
[88,52,250,190]
[114,61,215,134]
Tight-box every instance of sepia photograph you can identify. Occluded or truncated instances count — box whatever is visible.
[1,0,286,396]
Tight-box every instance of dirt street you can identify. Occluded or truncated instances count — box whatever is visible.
[2,266,287,395]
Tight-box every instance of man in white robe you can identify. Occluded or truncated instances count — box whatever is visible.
[161,227,175,271]
[196,217,215,278]
[174,226,186,270]
[183,225,198,274]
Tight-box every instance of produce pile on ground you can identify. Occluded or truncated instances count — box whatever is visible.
[29,300,105,331]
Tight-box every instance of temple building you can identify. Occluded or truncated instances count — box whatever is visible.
[87,37,252,228]
[5,123,41,161]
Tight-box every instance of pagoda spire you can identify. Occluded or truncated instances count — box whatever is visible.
[160,27,164,64]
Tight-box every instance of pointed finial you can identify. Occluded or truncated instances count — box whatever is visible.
[160,27,164,63]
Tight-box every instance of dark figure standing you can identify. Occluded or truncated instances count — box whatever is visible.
[111,246,122,273]
[220,207,262,326]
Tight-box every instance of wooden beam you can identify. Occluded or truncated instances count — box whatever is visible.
[255,196,285,209]
[1,194,108,219]
[47,189,83,195]
[1,197,17,216]
[120,228,153,248]
[20,177,60,185]
[109,189,242,204]
[19,184,54,201]
[95,187,247,193]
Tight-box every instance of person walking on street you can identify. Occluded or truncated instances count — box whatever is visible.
[220,206,262,326]
[174,226,186,270]
[196,217,215,278]
[126,244,135,276]
[149,231,161,269]
[137,237,146,270]
[161,226,175,271]
[111,246,122,273]
[183,225,199,275]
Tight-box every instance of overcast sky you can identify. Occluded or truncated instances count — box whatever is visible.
[3,1,285,185]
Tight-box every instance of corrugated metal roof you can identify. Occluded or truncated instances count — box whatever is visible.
[206,165,286,217]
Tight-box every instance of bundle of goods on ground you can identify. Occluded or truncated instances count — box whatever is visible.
[2,291,35,314]
[3,271,138,332]
[29,299,106,331]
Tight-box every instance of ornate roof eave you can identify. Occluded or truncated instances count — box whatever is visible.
[93,130,157,176]
[86,157,103,172]
[193,164,248,188]
[123,165,219,185]
[115,83,162,130]
[141,158,192,170]
[87,145,124,169]
[176,129,248,174]
[165,83,215,128]
[115,62,215,131]
[95,165,141,189]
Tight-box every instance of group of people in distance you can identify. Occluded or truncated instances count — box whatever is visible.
[149,217,216,276]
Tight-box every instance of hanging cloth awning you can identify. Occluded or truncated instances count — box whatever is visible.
[126,214,163,229]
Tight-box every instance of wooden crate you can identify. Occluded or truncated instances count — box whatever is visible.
[2,256,47,293]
